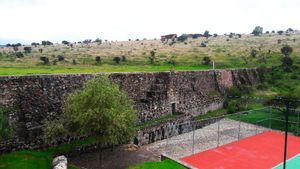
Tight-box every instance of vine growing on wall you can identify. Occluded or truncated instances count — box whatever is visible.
[0,106,14,141]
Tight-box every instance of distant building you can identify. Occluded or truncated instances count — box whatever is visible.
[161,34,177,42]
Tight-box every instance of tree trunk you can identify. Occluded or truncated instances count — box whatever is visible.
[99,144,102,169]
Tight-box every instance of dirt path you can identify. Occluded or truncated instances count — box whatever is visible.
[69,144,161,169]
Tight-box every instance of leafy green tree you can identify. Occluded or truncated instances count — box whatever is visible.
[149,50,156,64]
[0,107,13,141]
[24,47,32,53]
[40,56,49,65]
[281,45,293,57]
[121,55,127,62]
[177,34,188,42]
[202,56,211,65]
[41,40,53,46]
[204,30,210,38]
[252,26,263,36]
[95,56,101,64]
[277,30,284,35]
[113,56,121,64]
[44,76,137,168]
[62,40,70,45]
[57,55,65,61]
[94,38,102,44]
[281,45,293,71]
[15,52,24,58]
[250,49,257,58]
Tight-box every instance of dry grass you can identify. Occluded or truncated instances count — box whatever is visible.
[0,33,299,72]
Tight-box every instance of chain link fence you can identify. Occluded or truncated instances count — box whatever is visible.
[163,106,300,159]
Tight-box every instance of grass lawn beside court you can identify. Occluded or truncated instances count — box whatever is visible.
[0,137,96,169]
[127,159,185,169]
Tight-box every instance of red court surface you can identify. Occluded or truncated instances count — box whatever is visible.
[180,131,300,169]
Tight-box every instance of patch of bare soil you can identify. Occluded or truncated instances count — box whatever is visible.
[69,144,161,169]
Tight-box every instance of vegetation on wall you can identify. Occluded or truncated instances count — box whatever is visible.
[0,107,14,141]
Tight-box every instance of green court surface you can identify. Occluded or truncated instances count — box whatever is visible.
[273,154,300,169]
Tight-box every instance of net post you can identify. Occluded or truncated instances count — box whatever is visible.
[269,106,272,129]
[192,122,195,155]
[255,121,258,135]
[217,117,220,147]
[238,112,241,140]
[297,109,300,136]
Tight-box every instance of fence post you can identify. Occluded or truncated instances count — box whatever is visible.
[166,126,169,153]
[238,113,241,140]
[217,117,220,147]
[255,121,258,135]
[192,122,195,155]
[269,106,272,129]
[297,110,300,136]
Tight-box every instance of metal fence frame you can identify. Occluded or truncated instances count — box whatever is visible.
[164,106,300,159]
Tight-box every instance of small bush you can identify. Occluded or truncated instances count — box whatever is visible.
[24,47,32,53]
[15,52,24,58]
[13,46,18,52]
[227,86,242,98]
[250,49,257,58]
[95,56,101,64]
[52,59,57,65]
[121,55,126,62]
[281,45,293,57]
[200,42,207,47]
[202,56,211,65]
[227,100,240,114]
[38,48,43,53]
[149,50,156,64]
[57,55,64,61]
[72,59,77,65]
[0,107,14,140]
[277,39,282,44]
[282,56,293,71]
[40,56,49,65]
[113,56,121,64]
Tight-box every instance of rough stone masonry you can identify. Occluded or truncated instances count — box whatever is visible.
[0,69,262,151]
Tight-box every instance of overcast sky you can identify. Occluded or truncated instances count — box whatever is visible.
[0,0,299,44]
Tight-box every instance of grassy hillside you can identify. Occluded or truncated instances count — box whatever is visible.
[0,33,299,75]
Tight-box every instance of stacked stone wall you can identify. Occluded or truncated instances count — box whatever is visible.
[0,69,262,151]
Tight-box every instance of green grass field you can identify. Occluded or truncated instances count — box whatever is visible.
[229,107,300,135]
[0,64,213,76]
[0,137,96,169]
[127,159,185,169]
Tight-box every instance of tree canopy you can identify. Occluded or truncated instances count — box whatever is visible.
[44,76,137,147]
[252,26,263,36]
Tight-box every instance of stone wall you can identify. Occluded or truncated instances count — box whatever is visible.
[0,69,262,151]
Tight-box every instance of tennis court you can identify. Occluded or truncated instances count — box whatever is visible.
[180,131,300,169]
